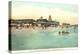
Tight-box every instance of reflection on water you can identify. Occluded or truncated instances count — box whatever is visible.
[11,27,78,50]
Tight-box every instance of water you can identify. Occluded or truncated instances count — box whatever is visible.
[11,27,78,50]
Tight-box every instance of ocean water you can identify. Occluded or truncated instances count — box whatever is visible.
[11,27,78,50]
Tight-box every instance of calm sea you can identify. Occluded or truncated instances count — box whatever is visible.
[11,27,78,50]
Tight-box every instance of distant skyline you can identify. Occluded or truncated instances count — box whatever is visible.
[12,1,78,25]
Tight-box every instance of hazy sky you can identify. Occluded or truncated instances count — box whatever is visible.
[12,1,78,25]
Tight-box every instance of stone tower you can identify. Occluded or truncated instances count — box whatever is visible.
[48,15,52,21]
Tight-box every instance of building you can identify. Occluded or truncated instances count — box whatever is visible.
[48,15,59,27]
[62,23,70,28]
[9,15,60,28]
[36,19,48,27]
[48,21,59,27]
[40,16,43,19]
[48,15,52,21]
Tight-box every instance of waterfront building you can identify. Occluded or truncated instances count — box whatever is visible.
[36,19,48,27]
[48,15,52,21]
[9,16,60,28]
[62,23,70,28]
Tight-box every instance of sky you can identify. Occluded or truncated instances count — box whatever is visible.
[11,1,78,25]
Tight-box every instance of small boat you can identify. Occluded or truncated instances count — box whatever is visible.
[58,31,69,35]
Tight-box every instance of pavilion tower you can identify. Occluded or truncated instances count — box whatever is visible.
[40,16,43,19]
[48,15,52,21]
